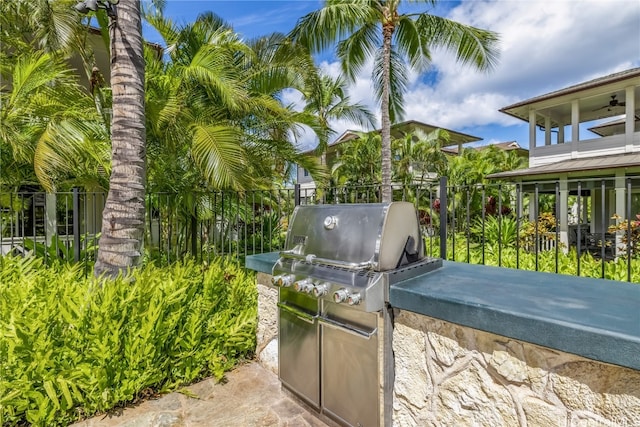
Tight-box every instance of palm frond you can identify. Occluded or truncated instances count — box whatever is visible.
[395,15,431,72]
[190,124,248,190]
[336,21,380,81]
[290,0,377,54]
[184,45,247,110]
[416,14,500,72]
[145,13,180,55]
[34,118,109,192]
[9,52,75,106]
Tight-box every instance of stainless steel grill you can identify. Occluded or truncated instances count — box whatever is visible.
[271,202,442,427]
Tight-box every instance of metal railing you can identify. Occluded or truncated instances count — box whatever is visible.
[1,176,639,282]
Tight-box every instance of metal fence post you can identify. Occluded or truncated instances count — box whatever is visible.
[439,176,448,260]
[72,188,81,262]
[294,183,301,206]
[191,207,197,258]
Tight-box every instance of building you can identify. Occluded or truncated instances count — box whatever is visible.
[488,68,640,255]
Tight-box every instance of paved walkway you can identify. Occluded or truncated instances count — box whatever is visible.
[72,362,328,427]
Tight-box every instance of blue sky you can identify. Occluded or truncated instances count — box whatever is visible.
[144,1,640,151]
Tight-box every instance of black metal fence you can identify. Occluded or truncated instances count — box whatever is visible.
[1,176,639,282]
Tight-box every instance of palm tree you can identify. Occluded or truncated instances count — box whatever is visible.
[302,72,376,156]
[93,0,147,279]
[0,0,82,57]
[291,0,499,202]
[332,132,381,187]
[392,128,449,187]
[143,12,331,255]
[0,0,113,192]
[0,51,109,192]
[144,12,327,192]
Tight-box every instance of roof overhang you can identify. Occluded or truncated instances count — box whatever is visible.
[487,153,640,181]
[588,116,640,136]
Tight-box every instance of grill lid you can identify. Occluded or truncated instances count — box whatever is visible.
[281,202,423,271]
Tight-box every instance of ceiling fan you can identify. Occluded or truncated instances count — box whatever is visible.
[593,95,626,111]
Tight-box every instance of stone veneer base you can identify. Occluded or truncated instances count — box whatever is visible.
[392,310,640,427]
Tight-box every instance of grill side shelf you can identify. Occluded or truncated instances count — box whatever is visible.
[385,257,443,286]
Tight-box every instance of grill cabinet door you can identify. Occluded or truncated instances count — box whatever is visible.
[320,305,379,427]
[278,289,320,409]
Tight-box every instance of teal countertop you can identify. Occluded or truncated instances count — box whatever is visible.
[246,253,640,370]
[245,252,279,274]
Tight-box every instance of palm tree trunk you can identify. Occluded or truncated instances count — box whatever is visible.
[380,15,394,203]
[94,0,146,279]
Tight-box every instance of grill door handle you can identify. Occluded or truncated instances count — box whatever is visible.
[319,317,377,339]
[280,251,374,271]
[277,302,318,324]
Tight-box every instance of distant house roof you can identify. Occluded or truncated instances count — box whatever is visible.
[326,120,481,152]
[487,153,640,180]
[443,141,527,155]
[489,141,525,151]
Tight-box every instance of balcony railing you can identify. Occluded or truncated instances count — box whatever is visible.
[530,132,639,167]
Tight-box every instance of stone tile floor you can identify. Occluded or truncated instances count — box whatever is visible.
[72,362,328,427]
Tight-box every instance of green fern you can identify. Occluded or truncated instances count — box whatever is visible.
[0,256,257,426]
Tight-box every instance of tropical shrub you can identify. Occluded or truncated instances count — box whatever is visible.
[22,234,100,265]
[609,213,640,257]
[469,215,519,247]
[436,237,640,283]
[518,212,562,252]
[0,256,257,426]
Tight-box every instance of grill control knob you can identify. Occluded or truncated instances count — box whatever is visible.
[273,274,295,287]
[333,288,349,303]
[347,293,362,306]
[294,278,314,293]
[312,283,330,297]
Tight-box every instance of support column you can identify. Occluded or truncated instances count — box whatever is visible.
[585,188,591,229]
[517,181,524,221]
[558,122,565,144]
[625,86,635,153]
[571,100,579,159]
[529,189,536,222]
[615,172,626,256]
[45,193,57,246]
[545,116,552,146]
[559,178,569,253]
[529,110,537,152]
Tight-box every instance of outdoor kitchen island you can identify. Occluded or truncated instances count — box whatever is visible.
[246,248,640,427]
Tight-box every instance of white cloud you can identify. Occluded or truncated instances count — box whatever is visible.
[427,0,640,129]
[319,0,640,144]
[280,88,305,112]
[442,0,639,95]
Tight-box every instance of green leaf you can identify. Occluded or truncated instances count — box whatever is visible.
[43,380,60,409]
